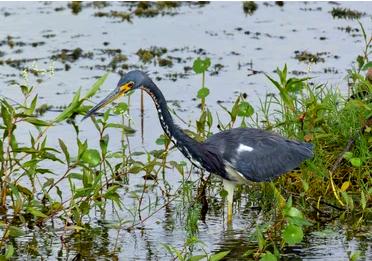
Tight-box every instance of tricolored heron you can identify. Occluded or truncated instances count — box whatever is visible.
[83,70,314,223]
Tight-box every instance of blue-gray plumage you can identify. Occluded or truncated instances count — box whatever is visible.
[204,128,313,182]
[83,70,314,223]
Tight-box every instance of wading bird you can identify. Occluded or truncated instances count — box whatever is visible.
[83,70,313,223]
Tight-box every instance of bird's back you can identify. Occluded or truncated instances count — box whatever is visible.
[204,128,313,182]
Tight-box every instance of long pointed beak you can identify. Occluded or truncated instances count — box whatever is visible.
[82,88,120,121]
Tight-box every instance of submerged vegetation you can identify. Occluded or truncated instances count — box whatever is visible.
[0,4,371,258]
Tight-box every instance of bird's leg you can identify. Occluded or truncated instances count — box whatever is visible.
[223,179,235,224]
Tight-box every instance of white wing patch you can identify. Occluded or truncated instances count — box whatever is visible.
[237,144,254,153]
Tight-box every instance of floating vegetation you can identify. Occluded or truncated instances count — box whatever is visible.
[108,53,128,71]
[331,7,365,19]
[210,63,224,76]
[94,10,132,22]
[136,46,167,64]
[0,35,45,49]
[134,1,180,17]
[52,48,93,63]
[294,50,327,63]
[243,1,258,15]
[68,1,82,15]
[158,57,173,67]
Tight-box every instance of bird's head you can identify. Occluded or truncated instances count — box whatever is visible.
[83,70,150,120]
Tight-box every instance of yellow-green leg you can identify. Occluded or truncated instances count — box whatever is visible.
[223,179,235,224]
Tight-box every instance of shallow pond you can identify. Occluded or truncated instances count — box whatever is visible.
[0,1,371,260]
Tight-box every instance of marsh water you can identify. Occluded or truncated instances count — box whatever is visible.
[0,1,371,260]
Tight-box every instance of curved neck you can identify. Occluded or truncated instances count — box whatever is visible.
[141,81,203,167]
[141,81,180,140]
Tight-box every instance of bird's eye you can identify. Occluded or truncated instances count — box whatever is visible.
[128,82,134,88]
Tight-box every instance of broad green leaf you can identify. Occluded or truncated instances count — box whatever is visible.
[16,185,33,198]
[44,152,64,164]
[287,216,312,227]
[8,226,25,237]
[343,151,353,160]
[5,244,14,259]
[282,224,303,245]
[106,123,136,134]
[237,101,254,117]
[350,158,362,167]
[265,74,282,91]
[20,85,29,96]
[1,103,12,129]
[206,109,213,128]
[79,201,90,215]
[58,139,70,163]
[129,164,144,174]
[83,169,94,187]
[197,87,210,99]
[279,64,287,85]
[209,250,230,261]
[286,207,303,218]
[74,188,93,198]
[256,226,266,251]
[156,135,167,145]
[361,61,372,71]
[193,57,211,74]
[113,102,128,114]
[24,117,51,127]
[350,250,361,261]
[54,87,81,123]
[68,172,83,180]
[81,149,101,167]
[100,134,109,156]
[260,251,277,261]
[27,207,47,218]
[189,255,207,261]
[83,73,109,100]
[36,168,53,174]
[25,95,38,115]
